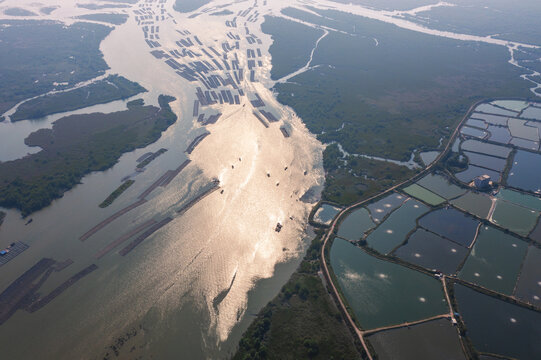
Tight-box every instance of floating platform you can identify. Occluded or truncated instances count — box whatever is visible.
[0,242,29,267]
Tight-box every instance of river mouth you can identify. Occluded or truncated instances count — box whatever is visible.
[0,0,324,358]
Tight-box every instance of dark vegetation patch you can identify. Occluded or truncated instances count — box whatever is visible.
[174,0,210,13]
[262,9,531,206]
[76,13,129,25]
[0,211,5,227]
[0,20,112,114]
[261,16,323,80]
[99,180,135,208]
[322,144,416,204]
[11,75,146,121]
[233,233,363,360]
[0,95,177,216]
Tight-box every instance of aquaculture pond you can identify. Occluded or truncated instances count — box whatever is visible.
[419,151,439,166]
[491,100,529,113]
[508,118,539,142]
[486,125,511,144]
[330,239,448,330]
[507,150,541,194]
[451,192,492,219]
[515,246,541,307]
[475,103,518,117]
[416,174,466,200]
[393,229,468,274]
[465,118,487,129]
[366,193,406,223]
[402,184,445,206]
[491,200,538,236]
[336,207,375,241]
[510,137,539,151]
[521,105,541,120]
[418,208,479,247]
[455,165,500,184]
[454,284,541,359]
[470,113,508,126]
[459,226,528,295]
[366,199,429,254]
[313,203,341,225]
[497,188,541,211]
[366,318,465,360]
[460,139,511,159]
[528,220,541,242]
[460,126,487,139]
[463,151,507,172]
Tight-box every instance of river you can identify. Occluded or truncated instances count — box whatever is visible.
[0,0,539,358]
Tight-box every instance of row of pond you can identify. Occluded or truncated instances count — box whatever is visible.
[315,100,541,359]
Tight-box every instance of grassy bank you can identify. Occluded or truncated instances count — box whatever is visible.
[0,95,177,216]
[233,233,363,360]
[0,20,112,114]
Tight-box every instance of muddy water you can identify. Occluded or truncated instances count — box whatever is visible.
[0,0,324,358]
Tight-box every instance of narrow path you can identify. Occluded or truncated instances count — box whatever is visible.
[362,313,450,336]
[319,98,484,358]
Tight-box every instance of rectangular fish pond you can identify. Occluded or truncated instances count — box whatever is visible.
[393,228,469,275]
[366,199,429,254]
[459,225,528,295]
[336,207,375,241]
[454,284,541,359]
[330,238,448,330]
[366,192,406,223]
[416,174,466,200]
[366,318,465,360]
[506,150,541,194]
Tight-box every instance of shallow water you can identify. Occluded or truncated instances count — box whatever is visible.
[393,228,468,275]
[366,192,406,223]
[0,0,325,358]
[486,125,511,144]
[366,199,429,254]
[330,238,448,330]
[402,184,445,206]
[419,151,440,166]
[366,318,466,360]
[454,284,541,359]
[491,200,538,236]
[451,192,492,219]
[463,151,507,172]
[313,203,341,225]
[460,139,511,159]
[459,226,527,295]
[515,246,541,306]
[475,103,518,117]
[416,174,466,200]
[337,207,375,241]
[418,207,479,248]
[455,165,500,184]
[507,150,541,193]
